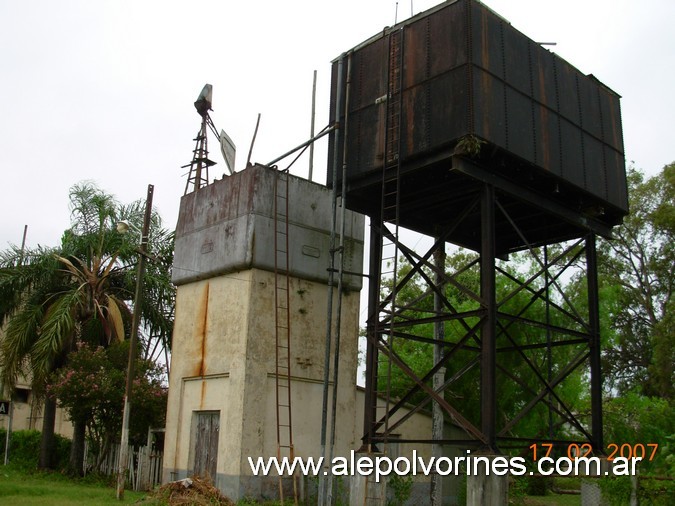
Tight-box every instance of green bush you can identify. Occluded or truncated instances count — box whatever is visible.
[509,475,528,505]
[0,428,71,470]
[554,476,582,491]
[525,474,548,496]
[599,475,675,506]
[637,476,675,506]
[387,474,413,506]
[54,431,72,469]
[1,428,40,469]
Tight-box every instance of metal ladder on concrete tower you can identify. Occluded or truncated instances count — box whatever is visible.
[367,26,404,506]
[273,168,298,504]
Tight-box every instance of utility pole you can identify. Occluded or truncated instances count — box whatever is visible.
[116,184,154,500]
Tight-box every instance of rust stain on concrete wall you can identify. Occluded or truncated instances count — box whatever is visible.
[195,282,210,378]
[200,380,207,411]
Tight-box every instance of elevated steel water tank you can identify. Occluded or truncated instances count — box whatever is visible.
[329,0,627,252]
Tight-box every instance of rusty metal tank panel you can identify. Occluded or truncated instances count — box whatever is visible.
[172,164,365,289]
[328,0,627,250]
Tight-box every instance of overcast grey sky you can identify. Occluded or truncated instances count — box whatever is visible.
[1,0,673,250]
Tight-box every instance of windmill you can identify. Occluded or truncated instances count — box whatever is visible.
[183,84,236,194]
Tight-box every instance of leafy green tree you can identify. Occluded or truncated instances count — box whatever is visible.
[0,182,174,473]
[48,342,167,471]
[603,392,674,475]
[598,164,674,399]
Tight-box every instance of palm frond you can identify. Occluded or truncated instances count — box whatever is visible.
[0,248,65,326]
[69,182,118,237]
[97,253,119,292]
[55,254,87,282]
[106,295,127,343]
[31,290,82,381]
[0,301,45,388]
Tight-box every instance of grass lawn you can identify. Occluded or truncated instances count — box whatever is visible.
[0,466,147,505]
[0,465,588,505]
[523,494,581,505]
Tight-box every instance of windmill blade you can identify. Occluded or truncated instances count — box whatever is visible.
[220,129,236,175]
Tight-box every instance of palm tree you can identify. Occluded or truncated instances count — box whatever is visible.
[0,182,174,473]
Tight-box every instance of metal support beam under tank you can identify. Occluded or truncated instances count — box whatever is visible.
[451,156,614,242]
[480,183,497,452]
[359,189,607,454]
[586,233,604,454]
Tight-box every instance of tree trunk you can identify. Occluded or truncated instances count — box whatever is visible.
[69,418,86,476]
[38,396,57,469]
[95,436,111,472]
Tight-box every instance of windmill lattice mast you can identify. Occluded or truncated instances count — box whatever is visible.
[183,84,236,194]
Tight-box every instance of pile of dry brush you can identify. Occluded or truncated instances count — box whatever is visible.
[151,476,235,505]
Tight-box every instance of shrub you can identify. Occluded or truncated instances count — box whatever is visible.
[0,429,71,471]
[599,475,675,506]
[387,474,413,506]
[525,474,549,496]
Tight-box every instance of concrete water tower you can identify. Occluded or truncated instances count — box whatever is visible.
[163,164,365,500]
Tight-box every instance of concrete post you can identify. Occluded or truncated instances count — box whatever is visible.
[465,455,508,506]
[581,457,612,506]
[349,452,387,506]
